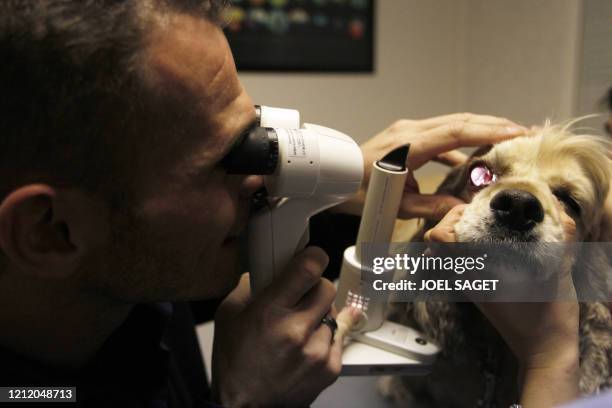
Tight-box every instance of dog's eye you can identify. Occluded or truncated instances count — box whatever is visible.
[553,189,581,216]
[469,163,497,188]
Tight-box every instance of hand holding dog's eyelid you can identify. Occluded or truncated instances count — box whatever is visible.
[412,113,525,132]
[433,150,469,167]
[340,113,527,221]
[361,113,526,172]
[407,122,527,170]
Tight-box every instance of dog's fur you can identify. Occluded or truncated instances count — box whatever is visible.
[381,122,612,407]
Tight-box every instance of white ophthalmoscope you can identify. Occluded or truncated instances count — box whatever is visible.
[222,106,364,294]
[222,106,439,373]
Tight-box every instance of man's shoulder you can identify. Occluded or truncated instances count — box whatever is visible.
[0,302,212,406]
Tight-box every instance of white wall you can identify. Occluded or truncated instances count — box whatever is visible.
[463,0,582,126]
[576,0,612,134]
[239,0,466,145]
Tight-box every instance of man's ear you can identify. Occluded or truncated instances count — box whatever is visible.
[0,184,108,278]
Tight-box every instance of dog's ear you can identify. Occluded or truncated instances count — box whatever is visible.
[435,164,469,197]
[584,216,603,242]
[583,184,612,242]
[598,217,612,242]
[592,190,612,242]
[411,163,470,241]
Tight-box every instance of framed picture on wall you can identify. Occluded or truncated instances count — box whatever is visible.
[222,0,374,72]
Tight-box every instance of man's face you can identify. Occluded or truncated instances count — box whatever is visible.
[82,13,260,302]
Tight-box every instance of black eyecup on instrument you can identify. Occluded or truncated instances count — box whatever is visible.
[376,144,410,172]
[221,127,279,175]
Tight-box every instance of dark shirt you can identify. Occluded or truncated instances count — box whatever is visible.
[0,302,215,407]
[1,213,361,406]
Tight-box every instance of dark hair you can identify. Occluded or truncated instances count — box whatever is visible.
[0,0,227,200]
[607,86,612,111]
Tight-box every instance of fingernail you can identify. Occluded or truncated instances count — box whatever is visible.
[349,307,363,320]
[505,126,527,135]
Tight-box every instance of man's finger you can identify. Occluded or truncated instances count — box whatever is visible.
[302,324,334,366]
[424,225,456,243]
[423,204,467,243]
[399,193,465,220]
[295,278,336,313]
[293,278,337,334]
[409,123,526,169]
[433,150,469,167]
[334,307,362,341]
[415,113,523,131]
[216,273,251,319]
[265,246,329,309]
[436,203,467,226]
[328,308,363,375]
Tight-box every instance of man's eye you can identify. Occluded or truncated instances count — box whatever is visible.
[469,163,497,188]
[553,189,581,216]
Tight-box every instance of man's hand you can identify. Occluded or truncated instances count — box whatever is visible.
[211,247,359,407]
[425,205,580,407]
[337,113,527,220]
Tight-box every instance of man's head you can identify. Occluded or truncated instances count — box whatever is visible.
[0,0,261,303]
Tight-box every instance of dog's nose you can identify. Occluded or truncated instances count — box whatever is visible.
[490,189,544,231]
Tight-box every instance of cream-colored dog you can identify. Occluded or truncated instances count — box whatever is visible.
[382,121,612,407]
[454,125,609,243]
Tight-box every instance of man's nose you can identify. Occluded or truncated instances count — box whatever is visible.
[240,175,264,198]
[490,189,544,231]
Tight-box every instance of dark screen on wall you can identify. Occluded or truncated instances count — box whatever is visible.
[223,0,374,72]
